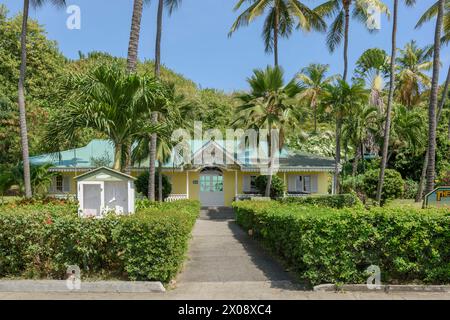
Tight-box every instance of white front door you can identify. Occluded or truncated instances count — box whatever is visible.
[83,183,102,217]
[199,172,224,207]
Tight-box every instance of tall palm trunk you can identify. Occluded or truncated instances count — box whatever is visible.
[334,115,342,194]
[425,0,445,195]
[376,0,398,205]
[125,0,144,172]
[113,143,123,171]
[416,65,450,202]
[342,2,350,81]
[274,4,279,67]
[127,0,144,72]
[148,0,164,201]
[18,0,32,198]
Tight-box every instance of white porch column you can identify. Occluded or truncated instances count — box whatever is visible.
[331,173,335,195]
[283,172,287,196]
[234,170,238,198]
[186,171,190,198]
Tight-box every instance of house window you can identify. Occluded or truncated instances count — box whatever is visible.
[56,175,63,192]
[54,175,70,193]
[289,175,317,194]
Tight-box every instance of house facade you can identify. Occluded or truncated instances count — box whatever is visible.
[30,139,337,207]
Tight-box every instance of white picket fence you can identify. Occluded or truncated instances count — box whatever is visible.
[165,194,188,202]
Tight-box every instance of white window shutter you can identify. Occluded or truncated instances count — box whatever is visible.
[288,175,296,192]
[50,176,56,193]
[63,176,71,193]
[243,175,251,192]
[304,176,311,193]
[311,175,318,193]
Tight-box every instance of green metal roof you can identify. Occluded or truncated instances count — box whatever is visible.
[30,139,335,171]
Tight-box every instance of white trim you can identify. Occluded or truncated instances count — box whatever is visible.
[186,171,190,198]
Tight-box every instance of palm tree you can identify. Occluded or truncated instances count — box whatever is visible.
[46,64,165,171]
[425,0,445,195]
[148,0,182,201]
[395,40,433,108]
[315,0,388,81]
[229,0,326,66]
[415,1,450,201]
[296,63,336,133]
[341,103,377,176]
[354,48,390,113]
[321,80,369,193]
[234,66,302,196]
[127,0,151,72]
[17,0,66,198]
[375,0,415,205]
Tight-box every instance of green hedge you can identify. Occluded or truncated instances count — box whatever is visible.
[280,193,362,209]
[233,201,450,286]
[0,200,199,283]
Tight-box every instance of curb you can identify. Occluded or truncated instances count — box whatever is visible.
[313,283,450,293]
[0,280,166,293]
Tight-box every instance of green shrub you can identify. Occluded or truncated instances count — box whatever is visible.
[233,201,450,286]
[135,172,172,200]
[363,169,404,203]
[281,193,362,209]
[0,200,199,283]
[254,175,285,198]
[342,175,365,194]
[403,179,419,199]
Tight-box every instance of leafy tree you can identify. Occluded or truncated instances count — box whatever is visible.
[364,168,404,204]
[229,0,326,66]
[46,63,165,171]
[255,175,285,198]
[135,172,172,200]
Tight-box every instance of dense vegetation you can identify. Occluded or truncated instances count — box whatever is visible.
[0,199,199,283]
[233,200,450,286]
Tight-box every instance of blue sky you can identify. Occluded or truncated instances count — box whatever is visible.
[1,0,446,92]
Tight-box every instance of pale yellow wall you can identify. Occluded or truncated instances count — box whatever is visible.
[59,169,331,204]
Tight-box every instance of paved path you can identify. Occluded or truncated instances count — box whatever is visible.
[1,207,450,300]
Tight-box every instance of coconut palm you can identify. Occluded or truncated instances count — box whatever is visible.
[296,63,336,133]
[229,0,326,66]
[46,64,166,171]
[148,0,182,201]
[321,80,369,193]
[395,40,433,108]
[315,0,388,81]
[415,1,450,201]
[342,103,377,176]
[127,0,152,72]
[17,0,66,198]
[425,0,446,195]
[376,0,416,205]
[234,66,302,196]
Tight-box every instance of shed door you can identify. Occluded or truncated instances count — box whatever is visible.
[105,181,128,214]
[83,184,102,217]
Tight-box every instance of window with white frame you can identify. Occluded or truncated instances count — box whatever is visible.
[288,175,318,193]
[53,175,70,193]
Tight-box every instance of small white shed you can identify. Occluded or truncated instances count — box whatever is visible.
[75,167,136,218]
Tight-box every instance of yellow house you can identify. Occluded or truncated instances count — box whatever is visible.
[30,139,337,207]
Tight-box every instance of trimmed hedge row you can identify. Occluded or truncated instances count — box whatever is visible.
[280,193,362,209]
[233,201,450,286]
[0,200,199,283]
